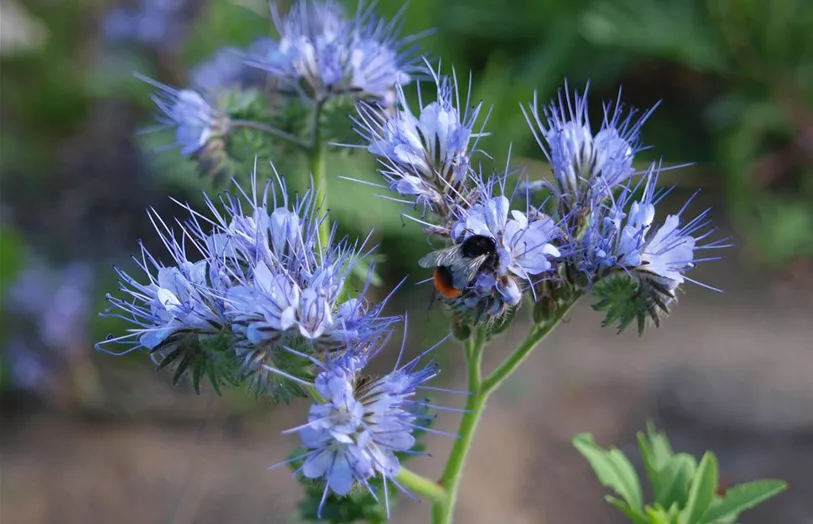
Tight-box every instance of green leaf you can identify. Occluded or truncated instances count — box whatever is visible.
[644,504,681,524]
[681,452,719,524]
[699,480,787,523]
[574,433,645,514]
[606,496,649,524]
[656,455,697,510]
[638,421,676,494]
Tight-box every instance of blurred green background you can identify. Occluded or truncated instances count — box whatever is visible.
[1,1,811,523]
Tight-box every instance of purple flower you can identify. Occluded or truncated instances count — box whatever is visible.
[580,165,726,297]
[523,84,656,209]
[200,173,398,351]
[271,327,449,517]
[99,166,398,396]
[250,0,417,102]
[440,171,561,319]
[100,217,229,357]
[353,66,485,216]
[137,74,226,156]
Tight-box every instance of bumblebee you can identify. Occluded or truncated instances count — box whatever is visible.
[418,234,499,298]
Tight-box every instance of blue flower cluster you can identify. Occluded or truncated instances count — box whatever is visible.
[99,167,397,387]
[354,66,485,216]
[523,86,655,211]
[251,0,419,104]
[526,87,726,307]
[355,72,724,324]
[101,165,450,512]
[276,329,446,517]
[106,1,731,515]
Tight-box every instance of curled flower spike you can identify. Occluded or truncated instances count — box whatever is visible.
[522,83,656,211]
[270,323,454,518]
[352,64,487,219]
[98,163,399,397]
[580,164,728,307]
[251,0,419,103]
[136,74,228,156]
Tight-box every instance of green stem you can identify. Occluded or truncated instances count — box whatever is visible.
[431,328,487,523]
[431,298,580,523]
[395,467,446,503]
[309,102,332,253]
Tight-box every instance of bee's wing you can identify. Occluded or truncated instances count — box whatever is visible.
[447,255,488,289]
[418,246,461,269]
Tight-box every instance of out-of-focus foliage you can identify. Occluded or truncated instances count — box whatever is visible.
[574,423,787,523]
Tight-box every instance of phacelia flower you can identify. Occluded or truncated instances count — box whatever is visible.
[99,165,398,396]
[137,74,227,156]
[439,172,562,320]
[251,0,417,103]
[580,165,726,301]
[523,84,656,211]
[353,66,485,217]
[272,327,449,517]
[100,214,230,357]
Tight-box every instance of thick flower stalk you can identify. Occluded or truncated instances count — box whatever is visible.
[99,166,398,396]
[251,0,418,104]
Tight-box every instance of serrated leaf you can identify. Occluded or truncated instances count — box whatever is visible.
[681,452,718,524]
[699,480,787,523]
[574,433,645,514]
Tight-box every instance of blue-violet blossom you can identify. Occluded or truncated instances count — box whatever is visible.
[353,66,486,217]
[523,85,655,209]
[99,167,398,393]
[579,165,726,298]
[252,0,417,103]
[446,173,561,318]
[137,74,226,156]
[273,327,448,517]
